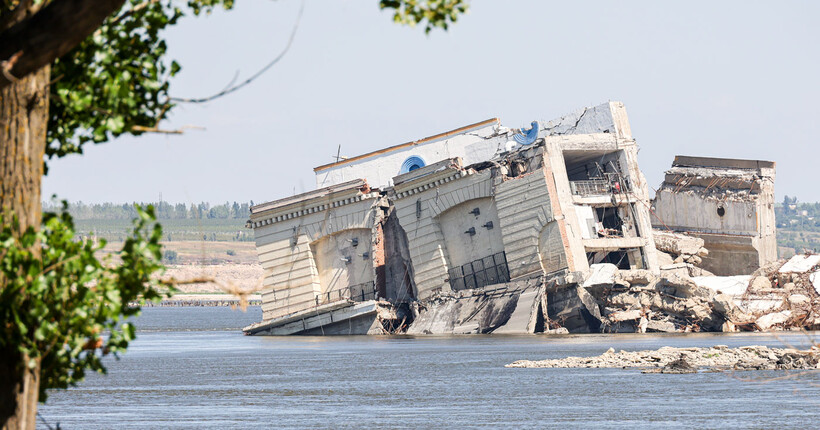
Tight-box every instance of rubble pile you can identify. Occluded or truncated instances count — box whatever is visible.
[575,253,820,334]
[725,254,820,331]
[582,264,724,333]
[652,230,713,277]
[506,345,820,371]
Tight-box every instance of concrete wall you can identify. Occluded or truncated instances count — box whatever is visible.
[315,121,504,189]
[653,192,759,235]
[650,155,777,275]
[391,168,495,299]
[311,228,374,301]
[437,197,504,269]
[252,193,381,320]
[494,170,567,278]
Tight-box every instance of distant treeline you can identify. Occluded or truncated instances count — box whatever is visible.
[43,201,255,221]
[776,197,820,254]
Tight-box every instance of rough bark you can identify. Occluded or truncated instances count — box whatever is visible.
[0,65,47,232]
[0,65,49,430]
[0,0,125,89]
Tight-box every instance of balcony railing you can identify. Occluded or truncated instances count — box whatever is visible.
[570,179,610,196]
[570,174,631,197]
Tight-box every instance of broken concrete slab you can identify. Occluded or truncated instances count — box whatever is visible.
[661,263,713,278]
[406,282,544,335]
[547,286,602,333]
[492,288,543,334]
[738,296,786,315]
[653,230,705,256]
[810,271,820,295]
[583,263,619,288]
[607,309,642,322]
[243,300,382,335]
[617,269,655,286]
[646,320,677,333]
[692,275,751,297]
[788,294,810,306]
[756,310,792,331]
[778,254,820,273]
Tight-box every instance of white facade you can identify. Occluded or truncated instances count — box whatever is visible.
[314,119,506,189]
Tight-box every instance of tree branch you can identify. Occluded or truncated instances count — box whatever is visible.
[0,0,125,90]
[170,0,304,103]
[0,0,33,32]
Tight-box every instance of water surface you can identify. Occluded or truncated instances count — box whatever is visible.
[39,307,820,429]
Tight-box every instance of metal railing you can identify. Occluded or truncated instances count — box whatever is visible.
[447,252,510,291]
[570,179,610,196]
[318,281,377,305]
[570,174,632,196]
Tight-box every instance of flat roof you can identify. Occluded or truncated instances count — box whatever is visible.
[313,118,499,172]
[672,155,775,170]
[250,179,368,216]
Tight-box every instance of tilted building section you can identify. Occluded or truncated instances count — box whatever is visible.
[242,102,733,335]
[651,156,777,276]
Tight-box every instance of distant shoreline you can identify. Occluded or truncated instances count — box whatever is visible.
[133,293,261,307]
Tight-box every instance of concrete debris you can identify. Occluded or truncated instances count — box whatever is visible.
[505,345,820,371]
[582,253,820,334]
[660,262,713,278]
[755,311,792,331]
[652,230,708,260]
[778,254,820,274]
[583,263,619,289]
[811,272,820,295]
[406,280,547,335]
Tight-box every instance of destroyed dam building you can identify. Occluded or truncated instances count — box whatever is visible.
[242,102,813,336]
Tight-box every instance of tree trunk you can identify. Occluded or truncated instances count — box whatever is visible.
[0,65,49,430]
[0,348,40,430]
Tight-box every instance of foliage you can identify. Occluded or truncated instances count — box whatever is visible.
[46,0,235,160]
[379,0,469,33]
[775,199,820,254]
[44,0,467,162]
[42,200,251,220]
[225,249,235,256]
[0,204,167,400]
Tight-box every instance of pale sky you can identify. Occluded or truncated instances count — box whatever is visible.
[43,0,820,205]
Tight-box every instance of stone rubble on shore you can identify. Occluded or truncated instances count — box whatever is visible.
[506,345,820,372]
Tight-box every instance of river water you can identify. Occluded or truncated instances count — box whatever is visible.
[38,307,820,429]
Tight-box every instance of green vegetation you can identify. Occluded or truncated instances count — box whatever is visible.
[43,201,254,242]
[776,196,820,254]
[0,205,165,402]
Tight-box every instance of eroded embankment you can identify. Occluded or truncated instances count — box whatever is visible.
[506,345,820,373]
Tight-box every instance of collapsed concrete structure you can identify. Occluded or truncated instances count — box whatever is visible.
[242,101,814,336]
[651,156,777,275]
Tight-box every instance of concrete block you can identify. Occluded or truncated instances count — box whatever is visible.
[756,311,792,331]
[779,254,820,273]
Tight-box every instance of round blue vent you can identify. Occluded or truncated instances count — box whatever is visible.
[399,155,426,174]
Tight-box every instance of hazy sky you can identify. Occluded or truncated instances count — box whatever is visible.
[42,0,819,205]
